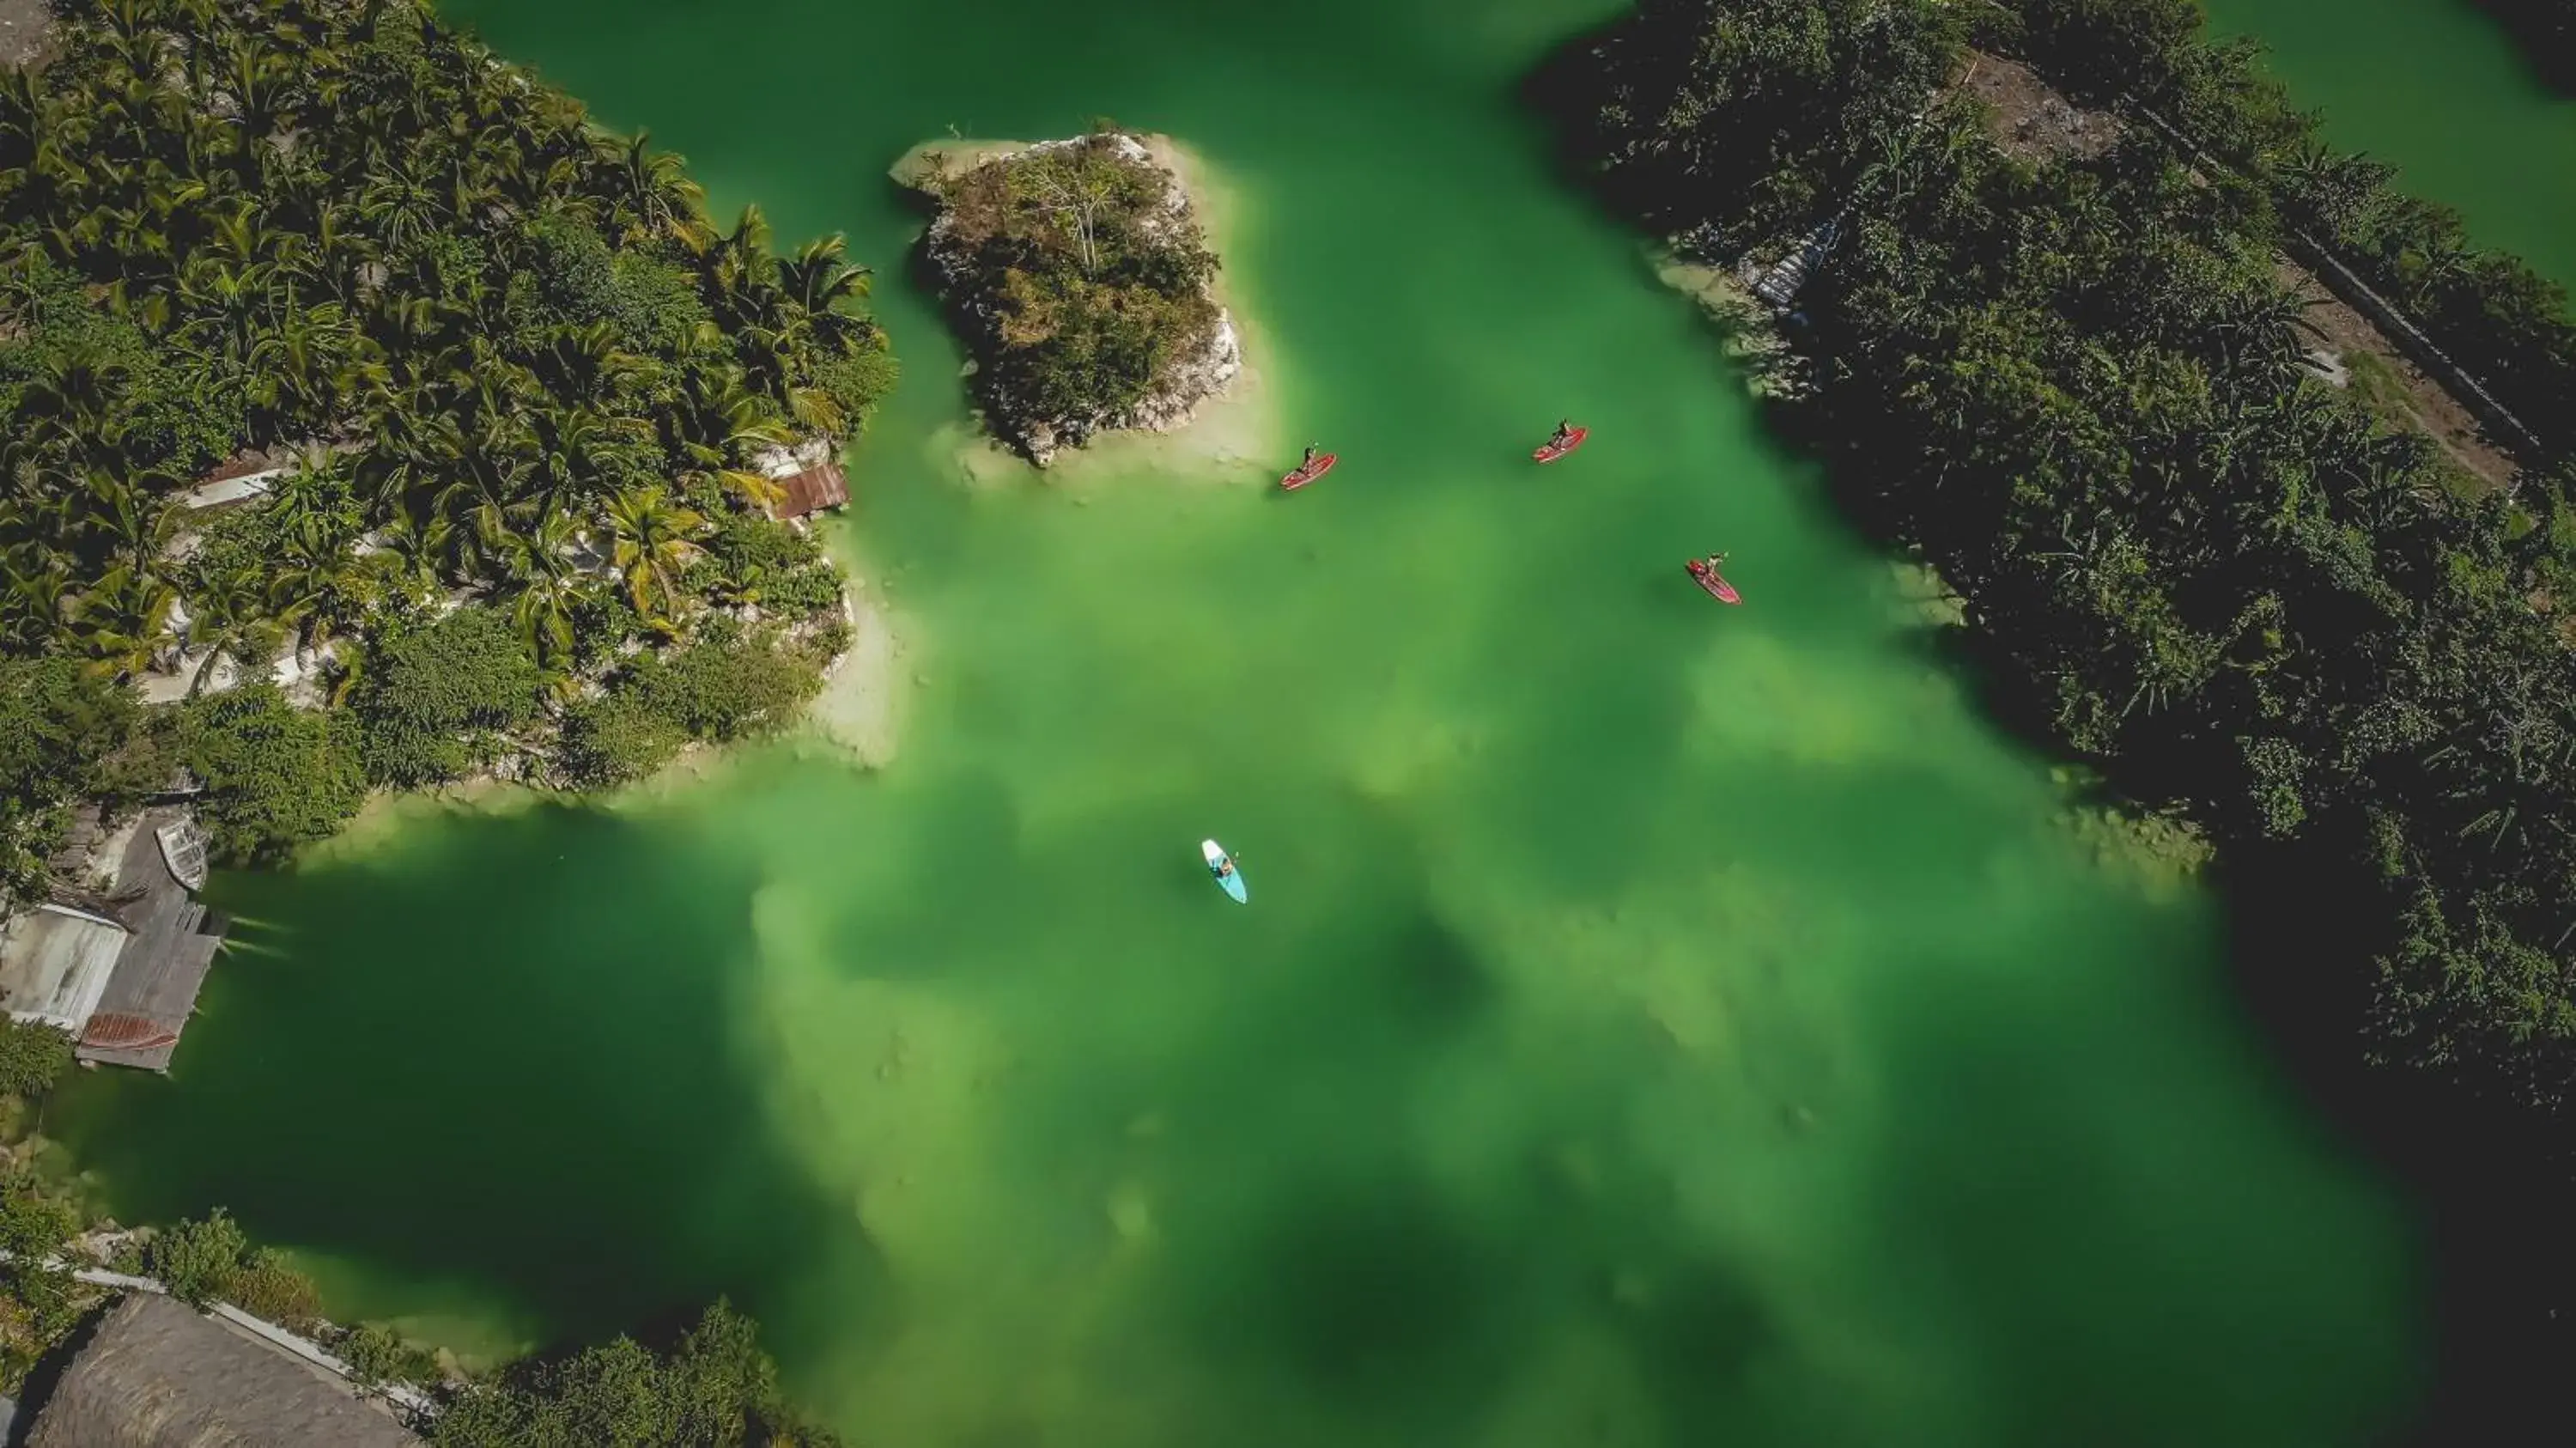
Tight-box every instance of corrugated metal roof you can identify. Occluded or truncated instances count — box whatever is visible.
[769,460,851,520]
[0,905,128,1033]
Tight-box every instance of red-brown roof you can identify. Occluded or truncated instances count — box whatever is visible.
[197,449,281,485]
[769,461,849,520]
[79,1012,179,1053]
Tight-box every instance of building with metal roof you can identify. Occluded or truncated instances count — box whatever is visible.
[0,806,227,1072]
[0,903,127,1034]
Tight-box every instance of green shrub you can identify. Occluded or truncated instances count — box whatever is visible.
[694,512,846,618]
[339,1321,444,1389]
[142,1208,325,1330]
[0,656,155,897]
[431,1300,838,1448]
[811,343,899,441]
[627,624,825,743]
[554,693,690,790]
[350,608,544,787]
[227,1246,325,1333]
[0,1172,84,1392]
[0,258,243,474]
[555,622,829,790]
[607,252,714,356]
[527,213,620,325]
[148,1208,252,1307]
[178,684,368,866]
[0,1020,76,1100]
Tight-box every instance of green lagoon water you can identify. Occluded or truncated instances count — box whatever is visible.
[2205,0,2576,290]
[52,1,2431,1444]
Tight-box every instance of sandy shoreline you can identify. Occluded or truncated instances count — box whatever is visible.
[314,132,1269,818]
[892,133,1285,493]
[799,569,909,770]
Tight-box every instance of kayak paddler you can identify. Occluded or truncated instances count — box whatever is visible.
[1551,418,1576,447]
[1301,443,1321,469]
[1215,856,1235,877]
[1701,551,1729,572]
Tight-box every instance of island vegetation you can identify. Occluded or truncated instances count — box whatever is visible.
[0,0,896,876]
[908,128,1236,465]
[1542,0,2576,1431]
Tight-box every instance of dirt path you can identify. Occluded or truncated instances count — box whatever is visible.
[1959,50,2525,493]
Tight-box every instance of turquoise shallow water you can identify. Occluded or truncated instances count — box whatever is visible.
[55,1,2421,1444]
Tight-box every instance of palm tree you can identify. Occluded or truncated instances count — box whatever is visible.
[605,484,704,628]
[519,405,647,526]
[70,562,176,679]
[0,548,71,654]
[181,560,286,697]
[537,321,652,406]
[358,156,441,252]
[491,509,588,666]
[694,204,781,335]
[246,302,359,429]
[265,533,374,674]
[262,461,359,557]
[368,508,457,600]
[220,38,299,163]
[173,252,281,369]
[779,234,876,347]
[17,353,132,459]
[595,128,709,244]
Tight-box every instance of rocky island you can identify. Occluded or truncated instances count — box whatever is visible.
[900,130,1242,466]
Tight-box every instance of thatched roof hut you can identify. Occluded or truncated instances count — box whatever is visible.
[27,1294,422,1447]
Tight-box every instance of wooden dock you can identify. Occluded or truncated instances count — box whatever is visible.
[75,806,224,1073]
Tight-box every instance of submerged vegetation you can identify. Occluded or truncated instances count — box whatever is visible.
[0,0,891,868]
[1548,0,2576,1428]
[913,129,1230,463]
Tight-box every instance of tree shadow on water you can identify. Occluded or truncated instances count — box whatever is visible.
[56,799,887,1356]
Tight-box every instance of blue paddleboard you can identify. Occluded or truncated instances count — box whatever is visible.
[1201,838,1249,904]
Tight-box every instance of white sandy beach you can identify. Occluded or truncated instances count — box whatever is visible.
[800,572,910,770]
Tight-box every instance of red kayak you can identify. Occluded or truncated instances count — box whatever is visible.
[1281,453,1338,490]
[1686,558,1742,605]
[1533,427,1589,464]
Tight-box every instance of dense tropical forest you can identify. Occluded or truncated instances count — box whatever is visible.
[0,0,895,876]
[0,0,879,1431]
[1540,0,2576,1433]
[914,130,1224,461]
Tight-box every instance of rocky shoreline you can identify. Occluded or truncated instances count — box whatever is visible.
[897,132,1242,466]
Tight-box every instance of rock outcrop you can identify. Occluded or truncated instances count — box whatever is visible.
[902,132,1241,466]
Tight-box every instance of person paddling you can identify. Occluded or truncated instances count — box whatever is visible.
[1550,418,1576,447]
[1701,551,1729,574]
[1300,443,1321,470]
